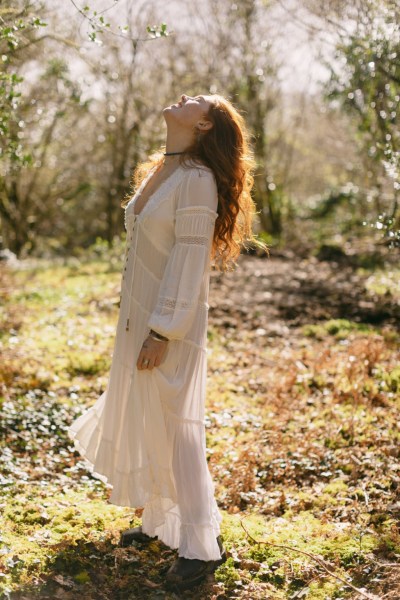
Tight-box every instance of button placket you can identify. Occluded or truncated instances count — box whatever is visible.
[122,222,135,281]
[125,216,138,332]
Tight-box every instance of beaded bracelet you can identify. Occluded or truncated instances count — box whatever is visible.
[149,328,169,342]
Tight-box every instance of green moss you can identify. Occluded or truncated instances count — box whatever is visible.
[362,377,379,395]
[301,324,327,339]
[220,513,265,550]
[74,570,91,584]
[302,318,375,340]
[0,484,132,592]
[362,267,400,297]
[323,479,348,495]
[66,353,110,376]
[321,534,377,566]
[242,511,379,571]
[214,511,380,596]
[308,579,345,599]
[214,557,241,589]
[376,531,400,554]
[381,366,400,393]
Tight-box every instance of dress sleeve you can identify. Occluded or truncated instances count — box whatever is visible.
[146,167,218,340]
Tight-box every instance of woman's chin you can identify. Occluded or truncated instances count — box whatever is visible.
[162,109,181,125]
[163,106,176,119]
[162,107,172,122]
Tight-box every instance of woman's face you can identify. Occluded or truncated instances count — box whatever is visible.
[163,94,213,131]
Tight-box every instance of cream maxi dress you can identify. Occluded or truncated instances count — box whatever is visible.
[67,161,223,561]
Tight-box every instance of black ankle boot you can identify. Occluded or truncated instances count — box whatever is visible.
[165,535,227,590]
[119,525,157,547]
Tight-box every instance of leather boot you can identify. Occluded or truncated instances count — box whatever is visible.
[165,535,227,590]
[119,525,157,547]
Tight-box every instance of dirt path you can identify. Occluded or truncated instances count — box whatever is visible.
[209,254,399,334]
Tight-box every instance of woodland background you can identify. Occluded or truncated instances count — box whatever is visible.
[0,1,399,599]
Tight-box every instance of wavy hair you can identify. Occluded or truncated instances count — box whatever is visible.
[122,94,269,272]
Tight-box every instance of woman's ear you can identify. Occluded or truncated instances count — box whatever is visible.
[197,120,213,132]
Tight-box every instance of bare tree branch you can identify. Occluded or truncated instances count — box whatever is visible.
[241,518,381,600]
[67,0,174,43]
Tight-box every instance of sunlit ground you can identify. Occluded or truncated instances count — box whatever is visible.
[0,254,399,599]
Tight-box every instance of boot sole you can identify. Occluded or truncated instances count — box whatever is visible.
[166,550,227,590]
[119,529,157,547]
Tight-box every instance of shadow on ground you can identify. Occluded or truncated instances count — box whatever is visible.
[210,254,399,334]
[8,535,223,599]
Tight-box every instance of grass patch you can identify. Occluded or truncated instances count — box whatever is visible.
[362,266,400,298]
[302,318,377,339]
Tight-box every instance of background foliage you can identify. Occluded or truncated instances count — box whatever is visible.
[0,0,399,258]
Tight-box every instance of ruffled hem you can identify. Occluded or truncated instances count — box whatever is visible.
[67,402,177,506]
[141,494,223,561]
[67,386,224,561]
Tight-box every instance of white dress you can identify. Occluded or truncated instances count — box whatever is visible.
[67,161,223,561]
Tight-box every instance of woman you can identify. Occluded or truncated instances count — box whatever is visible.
[67,93,268,590]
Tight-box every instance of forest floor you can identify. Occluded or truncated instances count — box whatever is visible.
[0,248,399,600]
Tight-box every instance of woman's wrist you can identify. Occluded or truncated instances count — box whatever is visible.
[149,328,169,342]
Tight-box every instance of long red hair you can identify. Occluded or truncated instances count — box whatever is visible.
[122,94,269,272]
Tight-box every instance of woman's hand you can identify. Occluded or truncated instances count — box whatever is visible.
[136,335,168,370]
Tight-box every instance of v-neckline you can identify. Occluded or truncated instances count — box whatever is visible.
[132,164,182,217]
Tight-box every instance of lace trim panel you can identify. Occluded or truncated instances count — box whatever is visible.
[156,296,196,310]
[176,235,209,246]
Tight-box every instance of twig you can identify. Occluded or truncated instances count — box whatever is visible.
[68,0,172,43]
[361,483,369,508]
[240,518,381,600]
[369,557,400,569]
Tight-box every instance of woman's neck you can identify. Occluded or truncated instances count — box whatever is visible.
[164,126,193,155]
[162,154,182,167]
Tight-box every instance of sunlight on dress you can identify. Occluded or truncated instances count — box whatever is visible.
[67,164,223,561]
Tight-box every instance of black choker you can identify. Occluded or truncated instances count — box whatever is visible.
[163,151,185,156]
